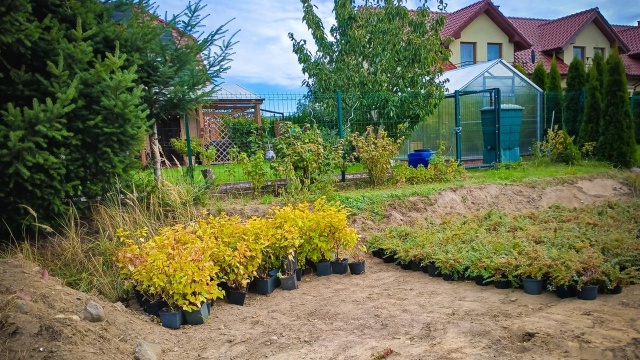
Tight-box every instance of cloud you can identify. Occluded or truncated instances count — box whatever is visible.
[154,0,639,92]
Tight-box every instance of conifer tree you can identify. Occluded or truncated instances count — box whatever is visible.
[514,63,528,76]
[531,61,547,91]
[599,48,637,167]
[546,55,563,131]
[564,57,587,137]
[578,65,602,147]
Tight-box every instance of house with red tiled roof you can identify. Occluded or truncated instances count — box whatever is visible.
[435,0,640,91]
[437,0,531,67]
[507,8,633,87]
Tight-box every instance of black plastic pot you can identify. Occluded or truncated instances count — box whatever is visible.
[382,254,396,264]
[280,274,297,290]
[331,258,349,275]
[555,284,577,299]
[159,309,183,329]
[255,276,277,295]
[494,279,511,289]
[227,289,247,306]
[400,262,412,271]
[409,261,421,271]
[144,300,168,317]
[371,249,382,258]
[348,261,366,275]
[578,285,598,300]
[295,268,303,281]
[474,275,493,286]
[522,278,544,295]
[184,304,208,325]
[442,273,455,281]
[608,285,623,294]
[316,260,331,276]
[427,262,441,278]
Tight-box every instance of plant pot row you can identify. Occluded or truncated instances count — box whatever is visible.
[158,301,212,329]
[315,259,366,276]
[371,250,624,301]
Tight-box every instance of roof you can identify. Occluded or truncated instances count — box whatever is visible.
[616,26,640,56]
[508,8,632,75]
[207,84,264,101]
[441,59,543,94]
[440,0,531,52]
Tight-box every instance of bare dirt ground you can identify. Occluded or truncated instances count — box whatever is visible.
[1,178,639,360]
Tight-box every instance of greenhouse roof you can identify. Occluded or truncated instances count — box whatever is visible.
[441,59,543,95]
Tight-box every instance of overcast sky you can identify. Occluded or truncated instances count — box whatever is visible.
[155,0,639,94]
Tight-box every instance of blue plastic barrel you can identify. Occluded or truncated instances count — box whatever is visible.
[407,148,434,168]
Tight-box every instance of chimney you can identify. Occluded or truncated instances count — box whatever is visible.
[637,20,640,27]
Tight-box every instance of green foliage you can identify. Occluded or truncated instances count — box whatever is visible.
[272,122,342,196]
[564,57,586,138]
[288,0,449,136]
[531,61,547,91]
[391,142,465,184]
[534,126,581,165]
[170,138,217,166]
[237,150,270,195]
[514,63,528,76]
[367,201,640,289]
[222,115,260,154]
[579,63,603,147]
[599,48,637,168]
[547,55,563,129]
[0,0,237,235]
[350,126,404,186]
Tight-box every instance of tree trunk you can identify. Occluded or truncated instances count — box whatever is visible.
[151,121,162,182]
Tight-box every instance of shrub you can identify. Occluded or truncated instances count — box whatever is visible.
[222,115,259,154]
[272,122,342,195]
[170,138,217,165]
[237,150,270,195]
[391,142,465,184]
[350,126,404,186]
[534,126,581,165]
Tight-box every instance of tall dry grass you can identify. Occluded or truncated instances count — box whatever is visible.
[2,176,208,301]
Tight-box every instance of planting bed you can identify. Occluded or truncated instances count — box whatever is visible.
[1,178,639,359]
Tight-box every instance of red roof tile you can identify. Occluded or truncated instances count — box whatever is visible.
[441,61,457,71]
[622,54,640,76]
[616,26,640,56]
[439,0,531,51]
[537,9,597,51]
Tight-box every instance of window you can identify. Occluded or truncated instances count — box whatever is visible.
[460,42,476,67]
[594,47,605,57]
[487,43,502,61]
[573,46,585,62]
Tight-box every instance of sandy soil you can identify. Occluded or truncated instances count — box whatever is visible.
[1,178,639,360]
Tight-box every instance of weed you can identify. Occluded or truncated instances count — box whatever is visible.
[371,347,395,359]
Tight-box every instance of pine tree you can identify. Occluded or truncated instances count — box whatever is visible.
[578,65,602,147]
[546,55,563,131]
[599,48,637,167]
[563,57,587,137]
[531,61,547,91]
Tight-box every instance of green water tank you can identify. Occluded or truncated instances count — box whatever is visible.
[480,104,524,163]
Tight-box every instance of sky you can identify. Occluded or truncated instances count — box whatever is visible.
[155,0,640,95]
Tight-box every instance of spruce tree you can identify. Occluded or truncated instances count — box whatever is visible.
[578,65,602,147]
[531,61,547,92]
[599,48,637,168]
[564,57,587,137]
[546,55,563,131]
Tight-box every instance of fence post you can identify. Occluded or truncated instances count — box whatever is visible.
[184,112,194,181]
[337,90,345,182]
[496,88,501,164]
[454,90,461,165]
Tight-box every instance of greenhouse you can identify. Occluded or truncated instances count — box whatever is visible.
[400,59,543,167]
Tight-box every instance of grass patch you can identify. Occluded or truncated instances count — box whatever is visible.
[334,159,619,218]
